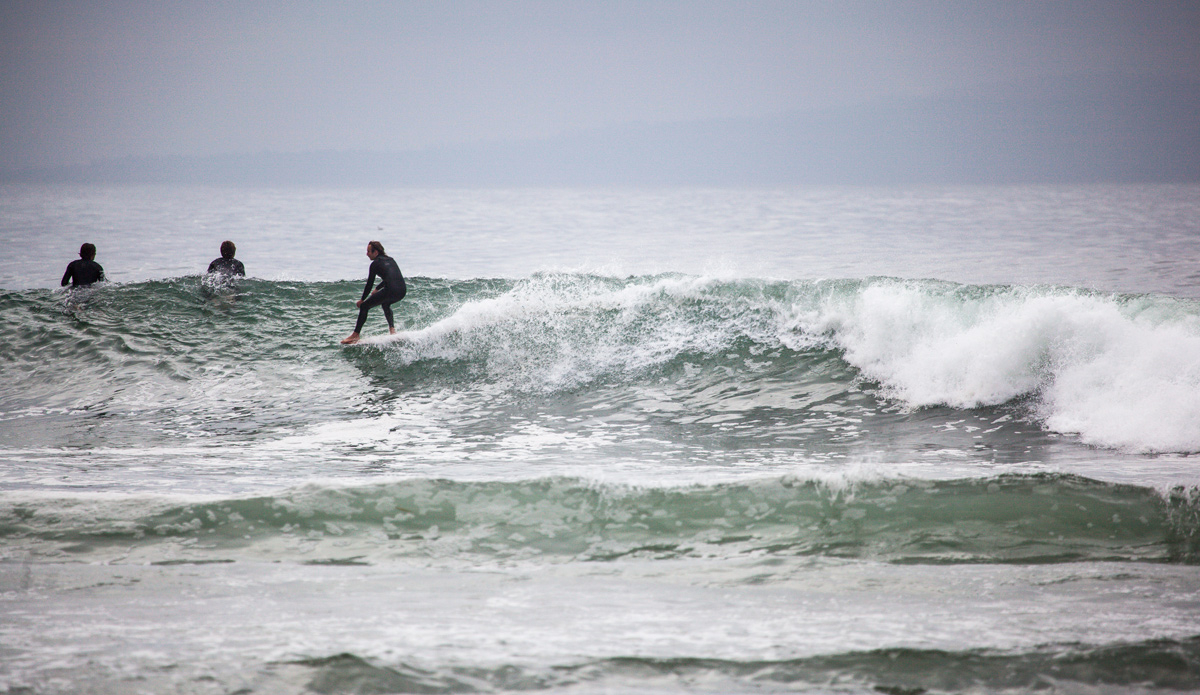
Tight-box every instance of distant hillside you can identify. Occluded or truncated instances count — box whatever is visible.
[6,76,1198,186]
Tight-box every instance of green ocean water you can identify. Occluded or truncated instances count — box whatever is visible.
[4,185,1200,694]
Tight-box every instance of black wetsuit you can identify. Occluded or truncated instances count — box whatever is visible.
[61,259,105,287]
[207,257,245,276]
[354,253,406,333]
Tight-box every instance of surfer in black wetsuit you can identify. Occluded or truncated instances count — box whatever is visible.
[61,243,105,287]
[207,240,246,276]
[341,240,407,344]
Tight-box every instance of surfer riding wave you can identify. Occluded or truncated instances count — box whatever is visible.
[341,240,406,344]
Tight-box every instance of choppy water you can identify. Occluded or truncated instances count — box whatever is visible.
[2,184,1200,694]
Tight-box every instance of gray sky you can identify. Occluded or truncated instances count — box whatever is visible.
[2,0,1199,171]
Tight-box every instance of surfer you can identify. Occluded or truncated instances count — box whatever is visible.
[207,241,246,276]
[341,240,406,344]
[61,243,106,287]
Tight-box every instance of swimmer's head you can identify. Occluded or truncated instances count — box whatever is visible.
[367,240,385,257]
[220,240,236,259]
[79,243,96,260]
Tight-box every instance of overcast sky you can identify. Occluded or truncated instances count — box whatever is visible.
[2,0,1198,171]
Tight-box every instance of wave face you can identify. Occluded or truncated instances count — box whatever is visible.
[3,474,1198,566]
[3,273,1199,455]
[276,637,1200,695]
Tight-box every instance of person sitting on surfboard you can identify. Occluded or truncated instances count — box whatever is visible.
[61,243,106,287]
[207,240,245,276]
[341,240,406,344]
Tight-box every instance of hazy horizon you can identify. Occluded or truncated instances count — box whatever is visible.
[3,1,1199,184]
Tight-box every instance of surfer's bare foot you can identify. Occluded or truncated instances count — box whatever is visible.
[340,333,360,344]
[389,327,396,334]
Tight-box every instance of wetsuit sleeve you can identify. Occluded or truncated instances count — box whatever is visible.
[62,262,73,287]
[208,259,218,273]
[361,260,380,301]
[97,264,105,282]
[235,260,245,276]
[374,262,389,294]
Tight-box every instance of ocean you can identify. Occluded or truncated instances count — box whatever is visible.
[1,183,1199,694]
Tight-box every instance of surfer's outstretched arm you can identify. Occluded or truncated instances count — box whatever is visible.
[361,263,380,302]
[345,258,381,343]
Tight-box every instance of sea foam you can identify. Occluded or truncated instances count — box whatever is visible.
[388,274,1200,453]
[797,280,1200,453]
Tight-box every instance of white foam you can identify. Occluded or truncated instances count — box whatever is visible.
[374,273,734,391]
[799,281,1200,453]
[355,274,1200,454]
[1043,309,1200,452]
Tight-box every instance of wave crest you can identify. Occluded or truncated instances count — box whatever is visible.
[367,275,1200,453]
[793,280,1200,452]
[5,274,1199,453]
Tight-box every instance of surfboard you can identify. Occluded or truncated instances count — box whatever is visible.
[345,331,410,346]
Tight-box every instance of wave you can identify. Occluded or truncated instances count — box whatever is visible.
[3,474,1197,566]
[2,273,1199,453]
[357,274,1200,453]
[11,635,1197,694]
[214,636,1200,693]
[792,279,1200,454]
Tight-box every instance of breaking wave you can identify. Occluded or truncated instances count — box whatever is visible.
[3,273,1199,453]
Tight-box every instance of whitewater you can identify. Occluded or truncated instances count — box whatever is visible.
[2,183,1200,694]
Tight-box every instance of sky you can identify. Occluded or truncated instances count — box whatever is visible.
[2,0,1199,177]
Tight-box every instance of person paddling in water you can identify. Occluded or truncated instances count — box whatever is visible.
[207,240,245,276]
[61,242,105,287]
[341,240,406,344]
